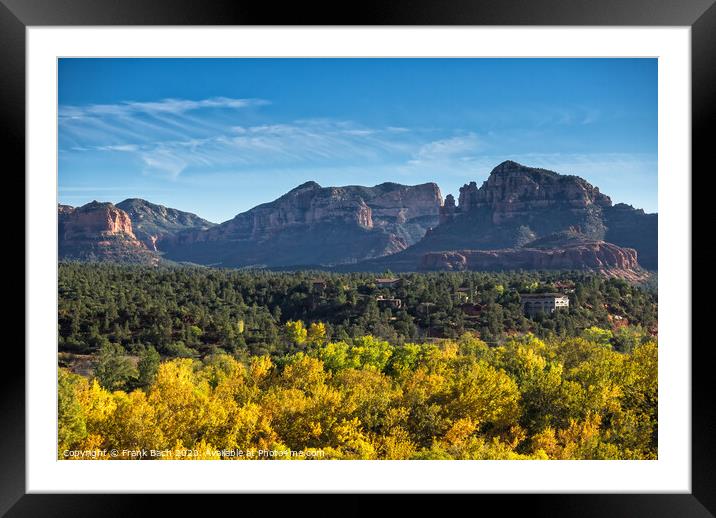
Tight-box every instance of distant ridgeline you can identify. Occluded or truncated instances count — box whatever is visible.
[58,161,657,276]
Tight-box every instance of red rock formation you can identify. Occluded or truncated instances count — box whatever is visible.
[58,202,157,264]
[58,204,75,216]
[175,183,375,245]
[367,182,442,226]
[380,160,637,271]
[456,160,612,226]
[162,181,443,267]
[420,241,640,274]
[61,201,140,243]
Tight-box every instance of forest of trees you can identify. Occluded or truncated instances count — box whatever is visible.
[58,263,657,360]
[58,263,658,460]
[59,333,657,460]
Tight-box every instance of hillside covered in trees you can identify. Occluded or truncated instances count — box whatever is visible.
[59,263,657,361]
[57,263,657,460]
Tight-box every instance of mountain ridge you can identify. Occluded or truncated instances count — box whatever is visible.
[158,181,443,267]
[339,161,656,273]
[58,161,657,276]
[116,198,216,251]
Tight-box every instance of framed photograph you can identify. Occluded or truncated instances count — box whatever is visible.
[5,0,709,513]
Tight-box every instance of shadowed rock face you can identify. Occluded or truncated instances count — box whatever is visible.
[159,181,442,267]
[358,161,656,275]
[435,160,614,247]
[56,161,656,275]
[116,198,216,251]
[462,160,612,210]
[58,201,158,264]
[603,203,658,270]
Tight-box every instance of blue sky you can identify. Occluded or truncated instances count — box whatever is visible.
[58,58,657,223]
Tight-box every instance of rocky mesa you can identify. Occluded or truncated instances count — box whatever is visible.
[57,161,656,277]
[160,181,442,267]
[435,160,613,247]
[355,161,657,274]
[58,201,158,264]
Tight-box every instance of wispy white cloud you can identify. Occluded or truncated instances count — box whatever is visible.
[400,133,485,180]
[136,121,416,178]
[409,133,482,164]
[60,99,423,179]
[462,104,603,129]
[547,107,601,126]
[59,97,268,119]
[95,144,140,152]
[58,96,646,209]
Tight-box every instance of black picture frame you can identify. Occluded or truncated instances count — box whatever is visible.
[3,0,708,514]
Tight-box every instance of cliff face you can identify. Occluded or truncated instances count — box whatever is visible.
[60,201,137,240]
[420,241,640,272]
[434,160,613,247]
[58,202,157,264]
[56,161,655,274]
[459,160,611,216]
[352,161,656,276]
[161,181,442,267]
[604,203,658,270]
[182,182,375,243]
[116,198,215,251]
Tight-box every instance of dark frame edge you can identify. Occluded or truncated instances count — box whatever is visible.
[691,0,716,515]
[5,0,713,515]
[0,1,26,517]
[1,0,716,26]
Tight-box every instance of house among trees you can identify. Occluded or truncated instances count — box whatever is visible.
[553,280,576,293]
[520,293,570,317]
[459,303,483,317]
[455,287,473,303]
[375,277,401,289]
[376,296,402,310]
[311,279,327,292]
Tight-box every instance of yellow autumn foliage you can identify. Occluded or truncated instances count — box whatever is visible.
[57,333,658,460]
